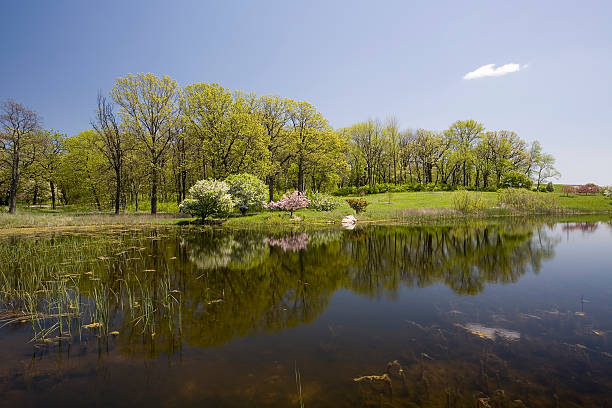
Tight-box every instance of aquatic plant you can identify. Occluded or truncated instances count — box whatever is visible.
[295,363,305,408]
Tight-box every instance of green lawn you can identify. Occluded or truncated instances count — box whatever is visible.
[556,193,612,212]
[224,190,611,227]
[1,191,610,231]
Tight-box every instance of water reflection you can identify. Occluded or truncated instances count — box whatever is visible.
[0,221,610,407]
[0,223,561,349]
[562,222,599,233]
[264,232,311,251]
[181,229,270,270]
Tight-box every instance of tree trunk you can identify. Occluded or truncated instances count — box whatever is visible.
[92,188,101,211]
[50,180,56,210]
[266,175,275,202]
[8,156,19,214]
[8,178,18,213]
[151,163,158,214]
[32,184,38,206]
[297,158,304,192]
[114,167,121,215]
[393,157,397,185]
[181,169,187,201]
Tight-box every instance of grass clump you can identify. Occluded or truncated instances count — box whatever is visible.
[498,188,558,212]
[451,190,488,214]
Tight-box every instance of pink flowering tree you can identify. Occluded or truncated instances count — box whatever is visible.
[265,191,310,218]
[576,184,600,195]
[564,184,601,196]
[562,186,578,196]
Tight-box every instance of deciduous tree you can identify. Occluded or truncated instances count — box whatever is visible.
[0,100,42,213]
[92,92,129,214]
[111,73,180,214]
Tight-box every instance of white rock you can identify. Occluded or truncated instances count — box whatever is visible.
[341,215,358,229]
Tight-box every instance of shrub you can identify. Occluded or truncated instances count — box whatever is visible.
[309,192,341,211]
[334,183,457,196]
[346,198,368,214]
[451,190,486,214]
[179,179,234,222]
[500,171,533,189]
[546,182,555,192]
[266,191,310,217]
[225,173,267,215]
[498,188,558,212]
[602,186,612,198]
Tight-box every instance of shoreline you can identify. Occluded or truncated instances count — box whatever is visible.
[1,210,609,236]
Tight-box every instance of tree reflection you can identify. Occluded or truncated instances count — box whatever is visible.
[180,229,270,270]
[0,222,561,353]
[344,224,558,295]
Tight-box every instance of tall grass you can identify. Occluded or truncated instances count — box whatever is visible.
[451,190,488,214]
[0,230,185,344]
[498,188,559,213]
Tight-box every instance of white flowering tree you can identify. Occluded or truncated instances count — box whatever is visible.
[225,173,267,215]
[179,179,234,222]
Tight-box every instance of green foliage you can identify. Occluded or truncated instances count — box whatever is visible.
[308,192,341,211]
[0,87,563,213]
[546,182,555,192]
[346,198,369,214]
[451,190,487,214]
[179,179,234,221]
[500,171,533,189]
[498,188,558,212]
[111,73,181,214]
[182,83,270,178]
[224,173,267,215]
[57,130,109,208]
[335,183,457,196]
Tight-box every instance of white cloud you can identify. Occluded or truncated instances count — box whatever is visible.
[463,63,526,80]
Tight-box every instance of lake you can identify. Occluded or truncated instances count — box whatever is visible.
[1,219,611,407]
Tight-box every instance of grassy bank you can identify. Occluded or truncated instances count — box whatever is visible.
[1,191,610,232]
[223,191,611,227]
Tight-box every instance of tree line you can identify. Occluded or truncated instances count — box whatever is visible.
[0,73,558,214]
[340,118,558,191]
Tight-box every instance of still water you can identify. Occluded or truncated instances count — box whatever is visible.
[0,220,611,407]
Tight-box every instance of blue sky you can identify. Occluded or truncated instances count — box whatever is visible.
[1,0,610,184]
